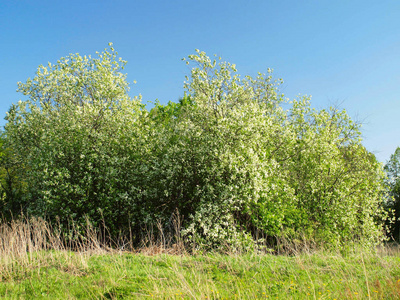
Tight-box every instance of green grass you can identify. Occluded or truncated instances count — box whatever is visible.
[0,217,399,299]
[1,248,400,299]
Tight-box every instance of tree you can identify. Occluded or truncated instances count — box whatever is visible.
[3,47,388,250]
[143,50,387,249]
[281,100,387,246]
[384,147,400,241]
[4,44,147,237]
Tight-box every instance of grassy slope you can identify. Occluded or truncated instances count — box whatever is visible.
[0,248,399,299]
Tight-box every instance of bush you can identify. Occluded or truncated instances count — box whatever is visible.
[143,50,387,249]
[4,45,147,237]
[3,47,388,250]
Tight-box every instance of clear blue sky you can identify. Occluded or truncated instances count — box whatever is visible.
[1,0,399,162]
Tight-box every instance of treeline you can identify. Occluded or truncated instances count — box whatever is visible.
[0,45,394,250]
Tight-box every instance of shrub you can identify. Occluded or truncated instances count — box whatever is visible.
[4,44,147,237]
[3,47,388,250]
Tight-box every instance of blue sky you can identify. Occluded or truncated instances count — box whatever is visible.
[1,0,399,162]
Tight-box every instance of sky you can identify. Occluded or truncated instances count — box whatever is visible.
[0,0,399,163]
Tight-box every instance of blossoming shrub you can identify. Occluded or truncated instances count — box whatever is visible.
[4,46,148,236]
[145,50,386,249]
[3,47,387,249]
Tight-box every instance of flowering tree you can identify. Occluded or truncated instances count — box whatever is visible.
[4,44,148,236]
[145,50,387,249]
[3,46,388,249]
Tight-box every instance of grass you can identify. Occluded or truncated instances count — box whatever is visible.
[0,218,399,299]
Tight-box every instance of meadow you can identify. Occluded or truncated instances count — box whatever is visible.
[0,218,399,299]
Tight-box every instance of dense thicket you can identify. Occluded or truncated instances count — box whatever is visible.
[1,46,387,249]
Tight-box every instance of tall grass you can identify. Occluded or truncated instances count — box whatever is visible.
[0,217,399,299]
[0,216,105,282]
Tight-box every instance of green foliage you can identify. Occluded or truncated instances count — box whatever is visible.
[282,102,387,246]
[2,46,388,249]
[175,52,384,246]
[384,147,400,241]
[140,50,386,249]
[4,44,147,236]
[0,132,27,219]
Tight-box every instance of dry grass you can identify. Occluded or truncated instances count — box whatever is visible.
[0,216,107,282]
[0,217,399,299]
